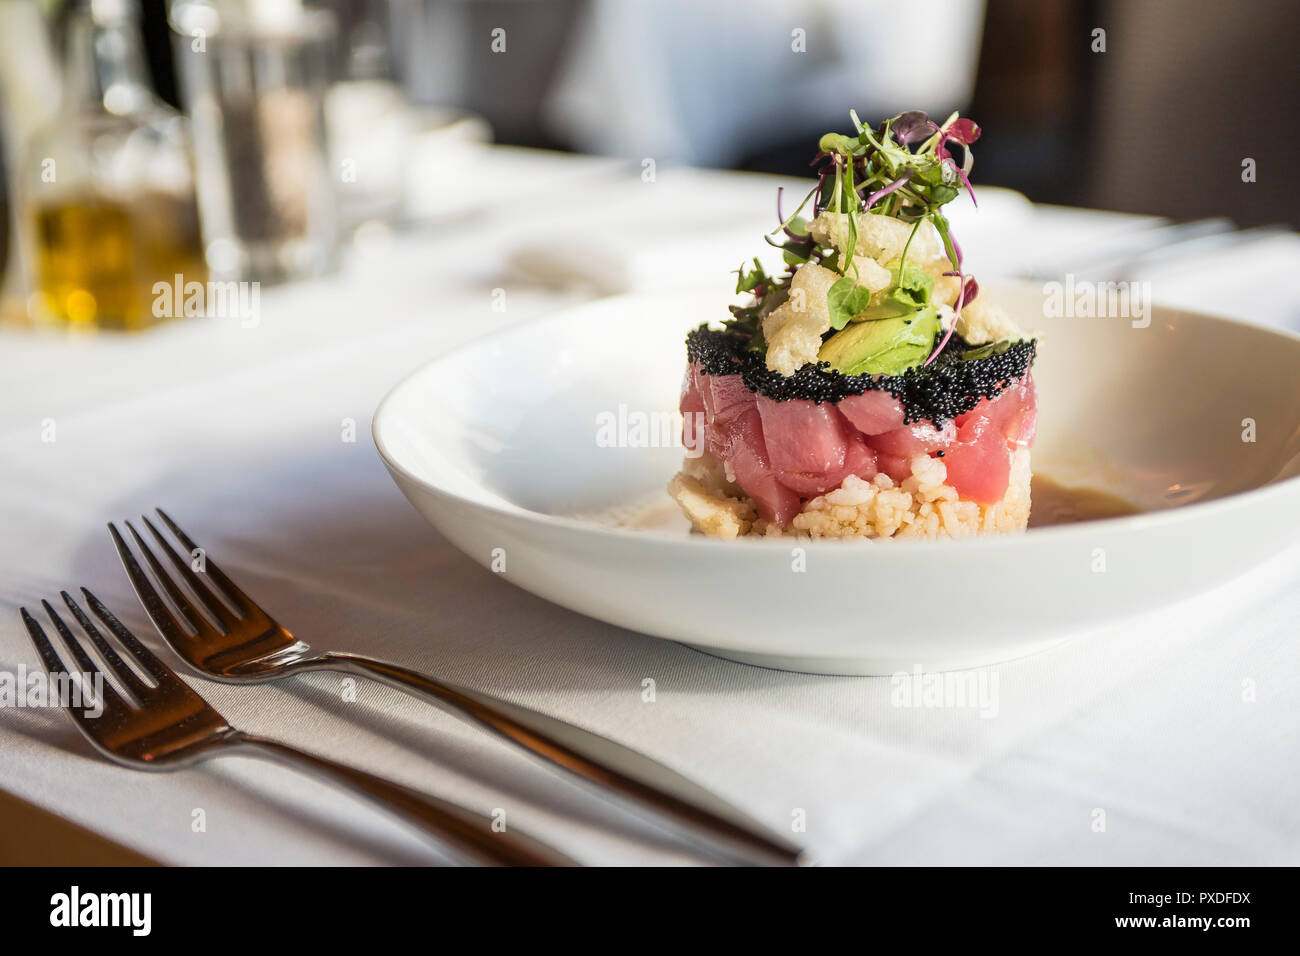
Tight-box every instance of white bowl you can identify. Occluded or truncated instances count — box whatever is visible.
[373,282,1300,674]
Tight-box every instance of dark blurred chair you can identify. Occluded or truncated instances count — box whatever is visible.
[971,0,1297,227]
[1086,0,1297,227]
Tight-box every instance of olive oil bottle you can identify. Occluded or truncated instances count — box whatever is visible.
[21,0,206,332]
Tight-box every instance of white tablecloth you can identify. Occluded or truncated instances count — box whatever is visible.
[1,146,1298,865]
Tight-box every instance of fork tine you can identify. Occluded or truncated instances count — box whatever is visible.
[36,599,129,715]
[40,599,101,679]
[20,607,71,676]
[154,508,255,614]
[109,521,215,639]
[80,587,184,690]
[138,515,238,629]
[59,590,150,697]
[22,605,124,720]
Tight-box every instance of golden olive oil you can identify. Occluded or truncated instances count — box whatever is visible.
[31,193,206,332]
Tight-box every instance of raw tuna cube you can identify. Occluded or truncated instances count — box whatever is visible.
[725,407,801,524]
[868,420,957,459]
[942,413,1012,504]
[836,390,906,435]
[756,395,847,474]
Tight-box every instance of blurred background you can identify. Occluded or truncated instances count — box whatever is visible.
[0,0,1296,329]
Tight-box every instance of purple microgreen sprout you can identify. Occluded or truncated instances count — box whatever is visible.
[862,170,912,211]
[891,110,937,145]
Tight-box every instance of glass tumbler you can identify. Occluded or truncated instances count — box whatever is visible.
[169,0,339,283]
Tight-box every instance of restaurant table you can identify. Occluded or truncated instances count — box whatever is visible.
[1,145,1298,865]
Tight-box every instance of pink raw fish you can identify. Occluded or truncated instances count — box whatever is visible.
[835,391,906,435]
[756,395,847,475]
[868,420,957,459]
[942,413,1011,504]
[723,408,801,524]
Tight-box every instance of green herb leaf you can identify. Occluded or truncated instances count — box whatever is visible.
[819,132,858,155]
[889,259,933,306]
[734,257,768,295]
[961,339,1019,362]
[928,184,959,205]
[826,276,872,331]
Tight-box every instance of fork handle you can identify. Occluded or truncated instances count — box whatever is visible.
[230,732,575,866]
[317,653,806,866]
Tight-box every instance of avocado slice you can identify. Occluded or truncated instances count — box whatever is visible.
[818,305,939,376]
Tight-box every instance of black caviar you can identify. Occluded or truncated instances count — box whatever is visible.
[684,325,1036,426]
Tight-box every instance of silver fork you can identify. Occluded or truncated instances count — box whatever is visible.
[20,589,575,866]
[110,510,806,866]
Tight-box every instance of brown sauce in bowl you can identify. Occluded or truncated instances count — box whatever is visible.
[1029,475,1142,527]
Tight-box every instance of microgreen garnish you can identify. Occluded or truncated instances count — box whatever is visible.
[727,109,983,373]
[826,276,872,331]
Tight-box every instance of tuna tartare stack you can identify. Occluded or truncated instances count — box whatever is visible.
[669,110,1037,539]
